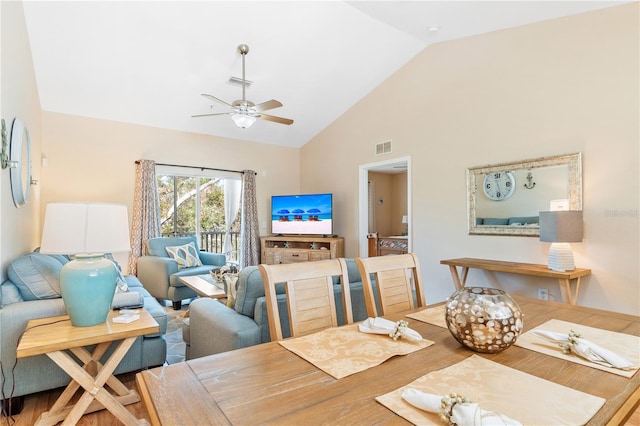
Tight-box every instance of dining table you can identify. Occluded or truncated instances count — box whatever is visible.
[136,296,640,425]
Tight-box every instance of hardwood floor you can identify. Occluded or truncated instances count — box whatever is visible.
[629,404,640,426]
[0,372,150,426]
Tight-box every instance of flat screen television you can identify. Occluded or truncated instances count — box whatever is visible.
[271,193,333,235]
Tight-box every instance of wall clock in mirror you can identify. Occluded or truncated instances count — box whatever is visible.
[483,171,515,201]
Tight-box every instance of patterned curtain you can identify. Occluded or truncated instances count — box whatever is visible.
[128,160,161,275]
[239,170,260,268]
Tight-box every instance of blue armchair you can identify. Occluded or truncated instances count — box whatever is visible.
[136,236,226,309]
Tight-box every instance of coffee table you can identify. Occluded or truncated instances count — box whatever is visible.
[17,309,159,426]
[179,274,226,299]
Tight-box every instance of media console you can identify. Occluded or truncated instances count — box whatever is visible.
[260,235,344,265]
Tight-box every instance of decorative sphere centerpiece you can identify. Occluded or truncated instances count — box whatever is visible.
[445,287,523,353]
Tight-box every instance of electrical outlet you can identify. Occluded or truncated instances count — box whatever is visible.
[538,288,549,300]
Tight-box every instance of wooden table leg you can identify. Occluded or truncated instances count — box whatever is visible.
[447,265,470,290]
[461,267,469,286]
[42,342,112,418]
[69,346,133,397]
[448,265,462,290]
[37,337,147,426]
[558,277,581,305]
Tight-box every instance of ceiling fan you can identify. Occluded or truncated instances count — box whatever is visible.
[192,44,293,129]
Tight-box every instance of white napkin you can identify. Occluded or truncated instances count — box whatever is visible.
[401,388,522,426]
[531,330,635,370]
[359,317,422,341]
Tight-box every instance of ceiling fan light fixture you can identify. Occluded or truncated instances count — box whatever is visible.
[231,113,257,129]
[193,44,293,127]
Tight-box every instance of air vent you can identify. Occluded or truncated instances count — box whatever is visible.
[228,76,253,88]
[375,140,392,155]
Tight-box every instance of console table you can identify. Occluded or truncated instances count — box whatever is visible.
[261,235,343,264]
[440,258,591,305]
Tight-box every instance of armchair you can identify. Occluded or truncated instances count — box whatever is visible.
[136,236,226,309]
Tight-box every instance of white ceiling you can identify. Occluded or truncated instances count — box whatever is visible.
[22,1,629,148]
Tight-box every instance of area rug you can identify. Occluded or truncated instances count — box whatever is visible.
[164,304,189,364]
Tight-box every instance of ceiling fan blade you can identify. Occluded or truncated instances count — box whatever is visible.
[253,99,283,112]
[191,112,231,118]
[201,93,232,107]
[258,113,294,125]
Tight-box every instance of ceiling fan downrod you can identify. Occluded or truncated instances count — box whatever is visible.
[238,44,249,103]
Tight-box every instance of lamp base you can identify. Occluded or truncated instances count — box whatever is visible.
[60,254,118,326]
[547,242,575,272]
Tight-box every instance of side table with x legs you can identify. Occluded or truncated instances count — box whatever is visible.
[16,309,159,425]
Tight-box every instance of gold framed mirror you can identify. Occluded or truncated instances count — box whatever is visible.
[467,153,582,236]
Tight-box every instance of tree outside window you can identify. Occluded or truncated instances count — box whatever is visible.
[157,174,241,260]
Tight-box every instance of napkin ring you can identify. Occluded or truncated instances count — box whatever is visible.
[439,393,470,425]
[560,330,582,355]
[390,320,409,340]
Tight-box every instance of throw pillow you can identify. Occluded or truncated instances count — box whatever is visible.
[0,281,24,307]
[165,242,203,269]
[7,253,64,301]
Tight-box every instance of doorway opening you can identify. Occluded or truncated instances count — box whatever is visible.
[358,157,411,257]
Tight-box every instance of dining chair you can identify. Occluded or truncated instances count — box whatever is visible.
[259,258,353,341]
[355,253,426,317]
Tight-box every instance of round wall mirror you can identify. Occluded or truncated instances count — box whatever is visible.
[9,118,31,207]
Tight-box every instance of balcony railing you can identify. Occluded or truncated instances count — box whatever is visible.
[161,230,241,261]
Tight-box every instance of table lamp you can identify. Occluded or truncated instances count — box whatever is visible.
[539,211,583,272]
[40,202,131,326]
[402,215,408,236]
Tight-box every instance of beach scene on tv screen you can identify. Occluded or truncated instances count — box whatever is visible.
[272,194,332,235]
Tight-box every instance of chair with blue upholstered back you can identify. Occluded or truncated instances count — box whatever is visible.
[136,236,226,309]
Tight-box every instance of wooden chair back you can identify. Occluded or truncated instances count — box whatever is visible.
[259,258,353,341]
[355,253,426,317]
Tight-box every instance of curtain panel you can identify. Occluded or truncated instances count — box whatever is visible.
[240,170,260,268]
[128,159,161,275]
[223,179,241,261]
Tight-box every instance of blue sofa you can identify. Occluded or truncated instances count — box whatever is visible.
[136,236,226,309]
[184,258,378,360]
[0,252,167,409]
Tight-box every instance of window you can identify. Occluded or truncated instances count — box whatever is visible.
[157,171,241,261]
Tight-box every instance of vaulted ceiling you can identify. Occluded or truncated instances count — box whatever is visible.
[22,1,629,148]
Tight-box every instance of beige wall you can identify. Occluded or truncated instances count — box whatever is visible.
[301,4,639,315]
[391,173,408,235]
[368,171,407,236]
[40,112,300,271]
[0,1,42,279]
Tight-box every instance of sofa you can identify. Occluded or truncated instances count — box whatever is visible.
[184,258,379,360]
[136,236,226,309]
[0,252,167,408]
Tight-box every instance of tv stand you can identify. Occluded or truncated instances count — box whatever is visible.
[260,235,344,265]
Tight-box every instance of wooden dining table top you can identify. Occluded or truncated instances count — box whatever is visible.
[136,296,640,425]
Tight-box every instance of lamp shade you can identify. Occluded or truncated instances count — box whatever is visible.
[402,215,408,224]
[539,211,583,243]
[40,202,131,254]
